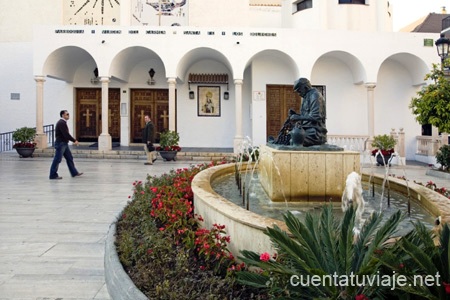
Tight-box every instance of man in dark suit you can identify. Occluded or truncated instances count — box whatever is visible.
[143,114,157,165]
[49,110,83,179]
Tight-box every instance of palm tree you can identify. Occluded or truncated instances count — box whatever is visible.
[236,205,404,299]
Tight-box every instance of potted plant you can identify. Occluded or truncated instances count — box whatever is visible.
[156,130,181,161]
[12,126,37,158]
[371,134,396,166]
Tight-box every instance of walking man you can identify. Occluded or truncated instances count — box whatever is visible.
[143,114,157,165]
[49,110,83,179]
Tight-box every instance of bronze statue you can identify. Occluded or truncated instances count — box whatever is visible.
[270,78,327,147]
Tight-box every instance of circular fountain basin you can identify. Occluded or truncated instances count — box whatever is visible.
[192,163,450,256]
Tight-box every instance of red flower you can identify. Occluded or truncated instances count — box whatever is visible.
[13,142,36,149]
[371,148,394,156]
[443,282,450,294]
[355,295,370,300]
[260,252,270,262]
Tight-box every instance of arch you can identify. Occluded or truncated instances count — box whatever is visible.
[244,49,299,79]
[109,46,164,83]
[380,53,429,86]
[42,46,96,83]
[176,47,233,82]
[314,50,367,84]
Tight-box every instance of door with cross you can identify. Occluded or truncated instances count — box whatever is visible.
[130,89,170,143]
[76,88,121,142]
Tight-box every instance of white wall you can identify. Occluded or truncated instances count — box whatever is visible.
[376,60,424,160]
[177,60,235,147]
[312,57,368,136]
[250,54,297,147]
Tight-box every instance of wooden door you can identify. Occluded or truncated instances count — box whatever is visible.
[76,88,121,142]
[266,85,301,140]
[108,89,121,142]
[266,85,326,141]
[77,89,100,142]
[130,89,170,143]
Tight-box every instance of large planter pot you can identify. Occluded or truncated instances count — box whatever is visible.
[376,154,392,166]
[15,147,35,158]
[159,151,177,161]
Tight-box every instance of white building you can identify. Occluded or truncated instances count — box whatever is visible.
[0,0,441,160]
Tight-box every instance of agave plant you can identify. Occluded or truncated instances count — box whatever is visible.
[377,222,450,299]
[236,205,404,299]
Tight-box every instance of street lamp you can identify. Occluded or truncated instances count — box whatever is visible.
[435,33,450,70]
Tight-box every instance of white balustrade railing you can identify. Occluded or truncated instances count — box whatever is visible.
[327,135,369,153]
[416,135,448,156]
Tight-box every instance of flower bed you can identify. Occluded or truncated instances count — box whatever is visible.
[115,160,268,299]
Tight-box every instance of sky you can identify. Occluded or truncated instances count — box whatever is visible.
[391,0,448,31]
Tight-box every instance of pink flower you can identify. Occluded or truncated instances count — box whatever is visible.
[260,252,270,262]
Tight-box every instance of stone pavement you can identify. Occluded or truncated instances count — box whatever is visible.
[0,152,197,299]
[0,150,449,299]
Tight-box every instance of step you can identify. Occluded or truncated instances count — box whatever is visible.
[32,148,236,162]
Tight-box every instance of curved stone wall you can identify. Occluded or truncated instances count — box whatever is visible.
[192,163,450,256]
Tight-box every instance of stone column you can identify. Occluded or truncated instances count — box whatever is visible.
[167,77,176,131]
[442,133,449,145]
[365,83,376,151]
[34,76,47,149]
[98,77,112,151]
[233,79,244,153]
[397,128,406,164]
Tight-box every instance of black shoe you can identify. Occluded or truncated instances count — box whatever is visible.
[144,162,153,165]
[152,158,157,163]
[73,172,83,177]
[50,176,63,180]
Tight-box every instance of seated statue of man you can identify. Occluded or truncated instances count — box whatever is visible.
[271,78,327,146]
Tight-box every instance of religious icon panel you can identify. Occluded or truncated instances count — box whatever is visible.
[197,86,220,117]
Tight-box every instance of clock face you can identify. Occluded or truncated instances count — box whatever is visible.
[64,0,121,25]
[131,0,187,26]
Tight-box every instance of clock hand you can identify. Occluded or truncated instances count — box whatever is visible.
[75,0,91,15]
[107,0,120,8]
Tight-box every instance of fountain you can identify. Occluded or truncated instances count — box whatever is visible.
[191,78,447,256]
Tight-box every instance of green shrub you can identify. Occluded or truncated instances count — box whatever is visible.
[377,222,450,299]
[436,144,450,171]
[157,130,181,151]
[12,126,36,148]
[371,134,396,150]
[236,206,404,299]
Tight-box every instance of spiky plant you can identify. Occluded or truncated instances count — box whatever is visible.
[236,205,404,299]
[377,222,450,299]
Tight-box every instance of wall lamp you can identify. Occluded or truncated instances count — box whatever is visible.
[224,91,229,100]
[91,67,99,85]
[189,91,195,99]
[147,68,156,85]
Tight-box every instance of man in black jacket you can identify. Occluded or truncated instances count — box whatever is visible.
[143,114,157,165]
[49,110,83,179]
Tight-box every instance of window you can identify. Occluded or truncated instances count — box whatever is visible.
[296,0,312,12]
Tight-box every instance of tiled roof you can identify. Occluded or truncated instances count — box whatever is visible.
[401,13,450,33]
